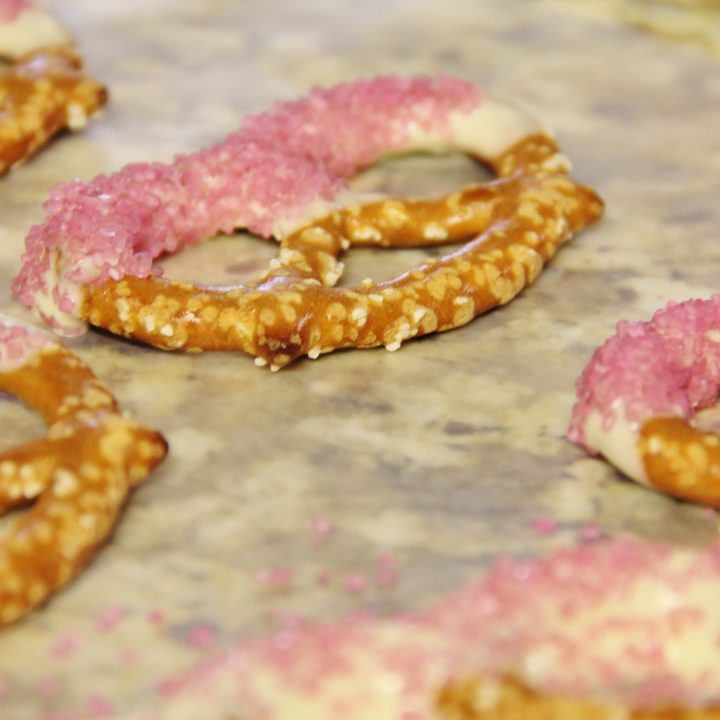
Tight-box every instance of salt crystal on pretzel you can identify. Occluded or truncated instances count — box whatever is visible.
[0,315,167,626]
[569,296,720,505]
[14,75,602,366]
[133,537,720,719]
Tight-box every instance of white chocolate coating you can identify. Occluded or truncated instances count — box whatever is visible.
[583,402,649,485]
[0,6,70,59]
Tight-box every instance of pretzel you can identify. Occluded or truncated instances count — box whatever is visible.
[0,316,167,627]
[132,537,720,719]
[569,296,720,506]
[0,0,107,175]
[13,75,603,368]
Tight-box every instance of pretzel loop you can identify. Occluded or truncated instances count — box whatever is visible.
[82,133,602,369]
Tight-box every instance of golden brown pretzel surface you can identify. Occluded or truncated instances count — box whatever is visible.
[0,319,167,626]
[0,47,106,174]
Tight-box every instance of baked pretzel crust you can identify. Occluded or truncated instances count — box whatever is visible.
[0,334,167,626]
[0,47,107,174]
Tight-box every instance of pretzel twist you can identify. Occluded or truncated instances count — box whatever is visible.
[0,317,167,626]
[0,1,107,174]
[13,75,603,367]
[82,133,602,369]
[569,296,720,506]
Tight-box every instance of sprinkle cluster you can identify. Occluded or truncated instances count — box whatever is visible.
[569,295,720,447]
[135,537,720,718]
[0,0,29,24]
[0,316,50,370]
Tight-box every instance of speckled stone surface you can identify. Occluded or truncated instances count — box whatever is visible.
[1,0,719,717]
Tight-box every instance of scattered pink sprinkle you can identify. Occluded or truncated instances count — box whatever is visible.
[580,523,604,542]
[312,516,335,546]
[50,632,82,659]
[254,566,294,589]
[313,516,334,534]
[156,677,182,697]
[315,569,332,585]
[375,554,400,587]
[0,0,30,23]
[186,622,218,650]
[38,676,59,698]
[344,573,368,594]
[119,649,139,665]
[146,609,166,626]
[531,516,558,536]
[95,604,125,632]
[86,693,114,718]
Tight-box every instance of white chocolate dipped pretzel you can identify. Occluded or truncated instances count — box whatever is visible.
[13,75,603,368]
[569,296,720,506]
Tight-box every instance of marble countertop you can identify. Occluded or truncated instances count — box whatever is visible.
[1,0,719,717]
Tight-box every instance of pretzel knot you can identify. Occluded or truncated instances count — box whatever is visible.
[0,317,167,626]
[13,75,603,368]
[569,296,720,507]
[0,0,107,175]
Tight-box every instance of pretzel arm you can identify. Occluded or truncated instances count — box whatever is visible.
[0,48,107,174]
[0,319,167,627]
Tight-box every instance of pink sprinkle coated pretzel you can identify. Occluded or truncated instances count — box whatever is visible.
[570,296,720,506]
[13,75,603,368]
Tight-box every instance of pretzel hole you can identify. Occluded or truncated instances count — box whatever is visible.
[157,152,495,286]
[0,392,45,448]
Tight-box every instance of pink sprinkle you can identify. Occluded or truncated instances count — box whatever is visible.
[50,632,81,659]
[38,676,59,698]
[344,573,368,594]
[254,566,294,589]
[86,694,114,718]
[312,516,334,546]
[119,649,139,666]
[375,554,400,587]
[186,622,217,650]
[580,523,604,542]
[146,609,166,626]
[315,569,332,585]
[95,604,125,632]
[0,0,30,23]
[531,517,558,536]
[156,677,182,697]
[313,516,334,534]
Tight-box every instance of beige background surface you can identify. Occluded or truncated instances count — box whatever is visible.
[1,0,719,717]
